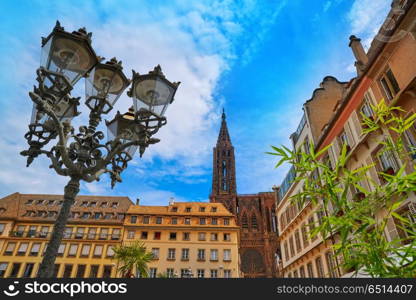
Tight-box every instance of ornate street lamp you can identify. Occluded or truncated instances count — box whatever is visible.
[20,21,180,278]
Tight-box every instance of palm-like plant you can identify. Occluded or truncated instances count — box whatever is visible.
[112,241,153,278]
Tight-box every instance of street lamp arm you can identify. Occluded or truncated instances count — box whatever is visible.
[42,150,69,177]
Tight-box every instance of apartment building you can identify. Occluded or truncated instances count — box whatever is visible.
[275,0,416,278]
[0,193,131,278]
[123,201,240,278]
[276,76,348,278]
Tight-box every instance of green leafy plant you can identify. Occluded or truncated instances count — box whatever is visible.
[112,241,154,278]
[269,99,416,277]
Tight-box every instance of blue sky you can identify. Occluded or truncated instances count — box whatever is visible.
[0,0,390,205]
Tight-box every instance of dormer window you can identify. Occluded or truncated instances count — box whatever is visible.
[199,207,206,212]
[94,212,103,219]
[81,212,91,219]
[36,200,44,205]
[80,201,88,207]
[38,210,47,218]
[171,207,178,212]
[211,207,217,212]
[47,211,57,218]
[185,207,191,212]
[100,202,108,208]
[111,202,118,208]
[89,202,97,207]
[47,200,55,206]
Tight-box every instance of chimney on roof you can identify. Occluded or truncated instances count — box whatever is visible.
[136,198,140,205]
[169,197,175,205]
[349,35,368,75]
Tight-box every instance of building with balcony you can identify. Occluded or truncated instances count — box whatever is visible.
[123,201,240,278]
[275,0,416,278]
[0,193,131,278]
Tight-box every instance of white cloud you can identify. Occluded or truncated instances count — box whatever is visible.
[348,0,391,49]
[0,1,285,202]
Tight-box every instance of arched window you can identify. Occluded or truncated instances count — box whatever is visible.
[242,213,248,228]
[251,214,258,229]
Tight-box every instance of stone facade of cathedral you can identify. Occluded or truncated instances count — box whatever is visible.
[210,111,279,277]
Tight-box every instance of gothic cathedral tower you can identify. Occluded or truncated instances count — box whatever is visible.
[210,109,279,278]
[210,110,237,214]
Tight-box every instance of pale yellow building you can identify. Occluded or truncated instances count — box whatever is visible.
[123,201,241,278]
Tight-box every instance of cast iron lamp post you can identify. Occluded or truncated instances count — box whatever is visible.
[20,21,180,278]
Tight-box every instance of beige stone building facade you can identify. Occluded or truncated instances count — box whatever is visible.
[0,193,131,278]
[123,201,240,278]
[275,0,416,278]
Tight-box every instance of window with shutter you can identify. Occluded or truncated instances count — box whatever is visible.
[81,244,91,257]
[17,243,28,255]
[404,122,416,160]
[301,224,309,247]
[345,121,356,147]
[307,262,314,278]
[315,257,325,277]
[106,246,115,258]
[5,242,16,255]
[385,217,400,242]
[0,263,8,278]
[351,110,363,137]
[68,244,78,257]
[30,243,41,256]
[57,244,66,256]
[365,156,380,186]
[283,241,289,262]
[289,236,295,257]
[294,229,302,253]
[94,245,103,257]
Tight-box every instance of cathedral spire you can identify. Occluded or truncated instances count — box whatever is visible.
[211,109,237,204]
[217,108,232,146]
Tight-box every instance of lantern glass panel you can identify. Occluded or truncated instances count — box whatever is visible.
[86,66,127,107]
[41,35,96,86]
[107,112,139,157]
[133,77,175,117]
